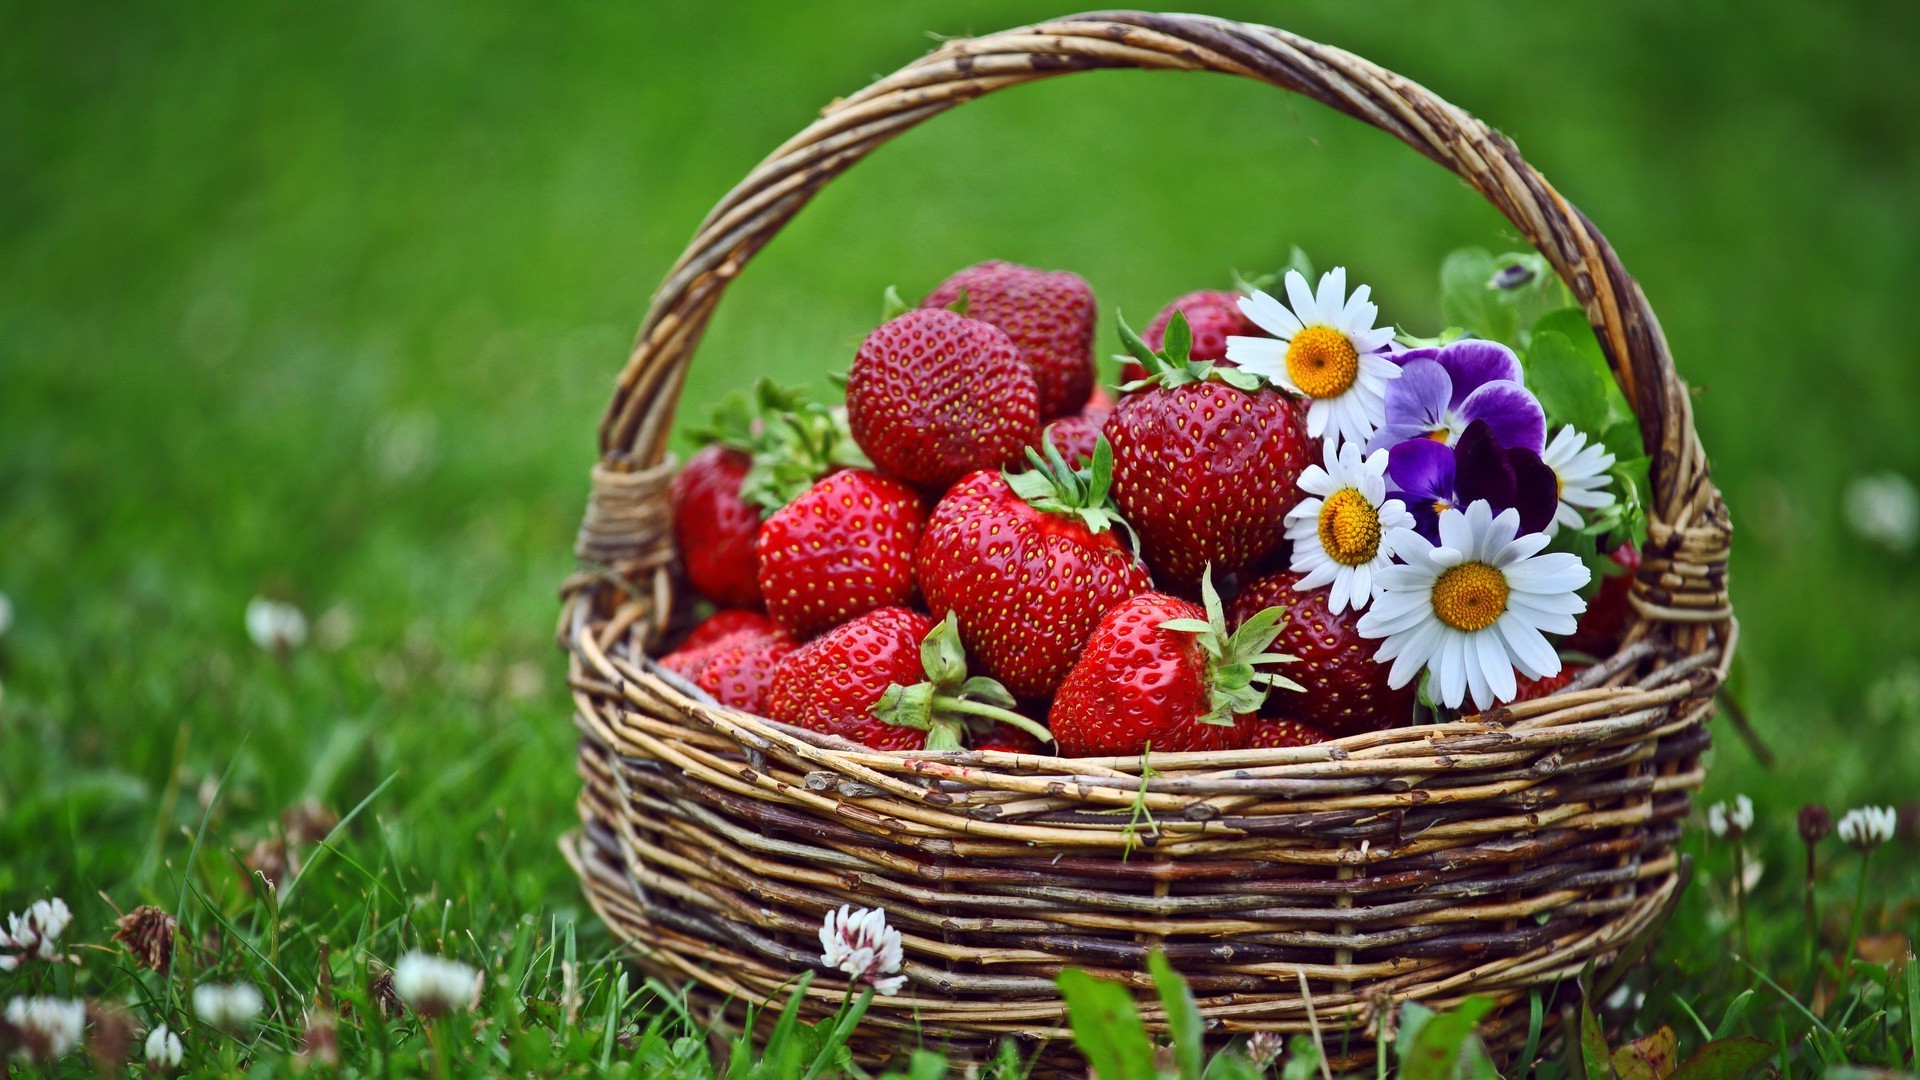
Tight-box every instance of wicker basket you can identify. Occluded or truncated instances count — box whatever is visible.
[558,11,1734,1070]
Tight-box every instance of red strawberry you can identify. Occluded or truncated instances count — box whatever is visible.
[1564,543,1639,655]
[923,261,1096,419]
[659,627,796,714]
[1241,717,1332,749]
[1509,664,1589,703]
[756,469,926,639]
[916,442,1152,698]
[680,610,782,652]
[670,445,764,610]
[1119,289,1262,385]
[1231,570,1416,735]
[768,609,1053,751]
[1038,399,1111,470]
[1049,573,1301,757]
[972,721,1044,755]
[1106,315,1313,590]
[846,308,1039,490]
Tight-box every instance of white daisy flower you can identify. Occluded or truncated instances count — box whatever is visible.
[1540,426,1617,536]
[392,951,481,1017]
[1837,806,1896,850]
[1227,267,1402,448]
[3,996,85,1062]
[192,982,263,1031]
[1356,500,1592,711]
[1284,441,1415,614]
[145,1023,184,1069]
[818,905,906,996]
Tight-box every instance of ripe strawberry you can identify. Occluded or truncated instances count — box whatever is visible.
[1106,314,1313,590]
[672,382,869,610]
[916,441,1152,698]
[1241,717,1332,749]
[1230,570,1416,734]
[972,721,1044,755]
[846,308,1039,490]
[1049,573,1301,757]
[659,626,796,714]
[1564,543,1640,655]
[680,609,782,652]
[923,261,1096,419]
[1037,398,1111,470]
[756,469,926,639]
[1119,289,1262,384]
[1508,664,1589,703]
[768,609,1053,751]
[670,445,764,610]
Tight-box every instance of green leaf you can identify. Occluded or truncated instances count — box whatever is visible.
[1280,1035,1323,1080]
[1117,312,1159,368]
[1286,246,1315,283]
[1058,968,1158,1080]
[1202,1051,1263,1080]
[1664,1037,1773,1080]
[801,988,874,1080]
[1148,950,1204,1080]
[920,612,968,689]
[1158,618,1214,635]
[1164,310,1193,365]
[1440,248,1516,346]
[1400,996,1498,1080]
[1610,1026,1676,1080]
[881,285,910,322]
[1526,330,1612,437]
[1711,989,1754,1041]
[1397,1001,1437,1062]
[1578,1000,1612,1080]
[872,682,934,731]
[959,676,1016,710]
[945,285,970,316]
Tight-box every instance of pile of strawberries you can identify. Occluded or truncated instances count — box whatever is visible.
[661,261,1632,757]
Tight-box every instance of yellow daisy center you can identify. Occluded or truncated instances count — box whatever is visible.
[1431,562,1509,632]
[1285,325,1360,399]
[1317,488,1382,566]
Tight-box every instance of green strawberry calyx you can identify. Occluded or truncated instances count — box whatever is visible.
[1157,568,1306,727]
[692,379,871,515]
[1117,310,1272,394]
[871,613,1054,752]
[1002,437,1139,550]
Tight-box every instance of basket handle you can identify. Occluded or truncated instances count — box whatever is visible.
[582,12,1729,625]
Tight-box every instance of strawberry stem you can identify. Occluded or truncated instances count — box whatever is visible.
[871,613,1053,749]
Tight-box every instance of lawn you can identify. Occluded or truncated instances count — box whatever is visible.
[3,1,1918,1075]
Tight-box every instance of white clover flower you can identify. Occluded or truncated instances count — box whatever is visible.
[0,897,73,971]
[1283,440,1414,614]
[1228,268,1402,448]
[1836,806,1896,850]
[192,982,263,1031]
[245,597,308,653]
[818,905,906,996]
[391,952,481,1017]
[1540,426,1617,536]
[1706,794,1753,839]
[144,1023,183,1069]
[4,996,86,1062]
[1845,473,1918,554]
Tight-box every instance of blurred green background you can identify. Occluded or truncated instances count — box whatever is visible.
[3,0,1917,987]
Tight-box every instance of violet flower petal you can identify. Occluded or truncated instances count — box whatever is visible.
[1456,379,1547,454]
[1434,340,1523,407]
[1368,359,1453,452]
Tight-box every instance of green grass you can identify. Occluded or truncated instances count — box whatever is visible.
[2,0,1918,1074]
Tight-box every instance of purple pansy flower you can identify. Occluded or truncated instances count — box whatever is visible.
[1387,420,1558,540]
[1367,340,1545,455]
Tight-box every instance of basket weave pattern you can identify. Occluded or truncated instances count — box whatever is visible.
[557,11,1734,1064]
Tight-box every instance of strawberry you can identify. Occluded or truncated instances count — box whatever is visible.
[756,469,926,639]
[972,721,1044,755]
[1508,664,1589,703]
[846,308,1039,490]
[1230,569,1416,735]
[659,626,796,714]
[672,382,869,609]
[922,261,1096,419]
[1241,717,1332,749]
[1564,542,1639,655]
[768,609,1053,751]
[915,440,1152,698]
[679,610,782,652]
[1106,314,1313,590]
[1049,572,1301,757]
[669,445,764,610]
[1119,289,1262,385]
[1038,399,1111,470]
